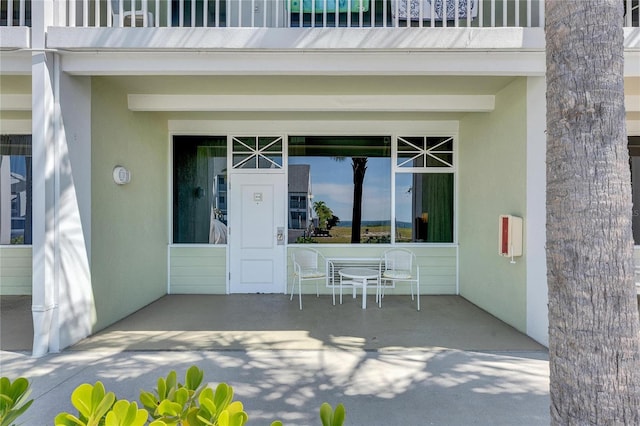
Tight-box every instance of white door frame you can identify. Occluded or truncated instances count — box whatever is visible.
[227,133,287,294]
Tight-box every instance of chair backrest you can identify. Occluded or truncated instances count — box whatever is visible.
[110,0,140,13]
[384,249,413,271]
[293,248,320,270]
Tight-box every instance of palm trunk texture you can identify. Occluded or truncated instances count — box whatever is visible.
[546,0,640,424]
[350,157,367,243]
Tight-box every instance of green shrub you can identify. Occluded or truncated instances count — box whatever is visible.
[6,365,345,426]
[0,377,34,426]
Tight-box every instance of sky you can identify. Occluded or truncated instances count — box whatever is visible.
[290,156,411,223]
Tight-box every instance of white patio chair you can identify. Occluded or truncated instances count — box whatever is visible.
[291,248,328,310]
[378,248,420,311]
[110,0,154,27]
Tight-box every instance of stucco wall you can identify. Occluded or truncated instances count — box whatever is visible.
[458,77,528,333]
[170,246,227,294]
[0,247,32,295]
[287,245,457,296]
[91,77,168,331]
[0,97,31,295]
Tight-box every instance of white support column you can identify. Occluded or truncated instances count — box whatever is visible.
[31,0,58,357]
[526,76,548,347]
[31,0,96,357]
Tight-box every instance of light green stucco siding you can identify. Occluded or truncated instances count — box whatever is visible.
[0,247,32,295]
[458,77,528,333]
[170,246,227,293]
[287,245,457,295]
[91,77,168,331]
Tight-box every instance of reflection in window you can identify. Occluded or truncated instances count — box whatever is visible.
[395,135,455,243]
[173,136,227,244]
[0,135,32,245]
[289,136,391,244]
[395,173,454,243]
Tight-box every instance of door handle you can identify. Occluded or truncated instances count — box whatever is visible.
[276,227,284,245]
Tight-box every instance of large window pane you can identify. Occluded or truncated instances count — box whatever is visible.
[288,136,391,244]
[0,135,32,245]
[395,172,454,243]
[173,136,227,244]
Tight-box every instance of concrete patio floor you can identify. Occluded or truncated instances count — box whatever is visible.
[1,294,550,425]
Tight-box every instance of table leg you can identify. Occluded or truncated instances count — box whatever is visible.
[362,278,367,309]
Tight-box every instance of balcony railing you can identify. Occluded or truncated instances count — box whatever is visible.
[1,0,639,29]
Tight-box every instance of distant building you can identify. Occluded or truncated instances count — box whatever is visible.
[288,164,313,243]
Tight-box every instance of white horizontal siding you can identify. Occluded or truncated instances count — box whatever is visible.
[287,245,457,295]
[169,246,226,294]
[0,246,32,295]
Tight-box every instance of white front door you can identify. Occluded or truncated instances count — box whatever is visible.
[229,172,286,293]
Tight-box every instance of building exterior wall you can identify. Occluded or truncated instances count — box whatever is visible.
[170,246,227,294]
[458,77,528,333]
[90,77,168,331]
[0,246,32,295]
[0,101,31,296]
[287,245,457,295]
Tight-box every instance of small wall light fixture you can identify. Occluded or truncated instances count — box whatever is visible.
[113,166,131,185]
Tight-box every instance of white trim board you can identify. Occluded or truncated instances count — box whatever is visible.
[168,119,459,134]
[0,94,31,111]
[129,94,495,112]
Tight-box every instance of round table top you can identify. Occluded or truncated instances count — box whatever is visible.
[339,267,379,279]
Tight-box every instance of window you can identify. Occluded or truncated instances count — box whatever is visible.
[0,135,32,245]
[395,136,455,243]
[173,136,227,244]
[288,136,391,244]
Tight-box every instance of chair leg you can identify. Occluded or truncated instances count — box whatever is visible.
[416,282,420,311]
[332,278,336,305]
[298,279,303,310]
[290,277,295,301]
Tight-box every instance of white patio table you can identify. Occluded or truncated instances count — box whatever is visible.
[338,267,380,309]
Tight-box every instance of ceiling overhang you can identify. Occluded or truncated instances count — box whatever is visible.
[127,94,496,112]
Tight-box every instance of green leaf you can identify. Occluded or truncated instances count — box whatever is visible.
[92,390,116,422]
[165,372,177,393]
[184,366,204,391]
[157,377,167,401]
[0,377,34,426]
[213,383,232,416]
[53,412,85,426]
[198,388,216,418]
[319,403,333,426]
[173,387,189,407]
[156,400,182,417]
[228,410,249,426]
[104,400,148,426]
[332,404,345,426]
[139,391,158,412]
[71,383,95,418]
[217,409,230,426]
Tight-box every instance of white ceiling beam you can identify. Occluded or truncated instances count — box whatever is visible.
[128,94,495,112]
[626,95,640,112]
[0,94,31,111]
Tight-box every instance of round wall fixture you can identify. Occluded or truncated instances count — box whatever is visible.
[113,166,131,185]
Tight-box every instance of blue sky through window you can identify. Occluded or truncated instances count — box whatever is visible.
[289,156,392,223]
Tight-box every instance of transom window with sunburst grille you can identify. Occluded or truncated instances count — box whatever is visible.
[232,136,283,169]
[396,136,454,169]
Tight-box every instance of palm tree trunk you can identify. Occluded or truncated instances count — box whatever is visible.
[546,0,640,423]
[350,157,367,243]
